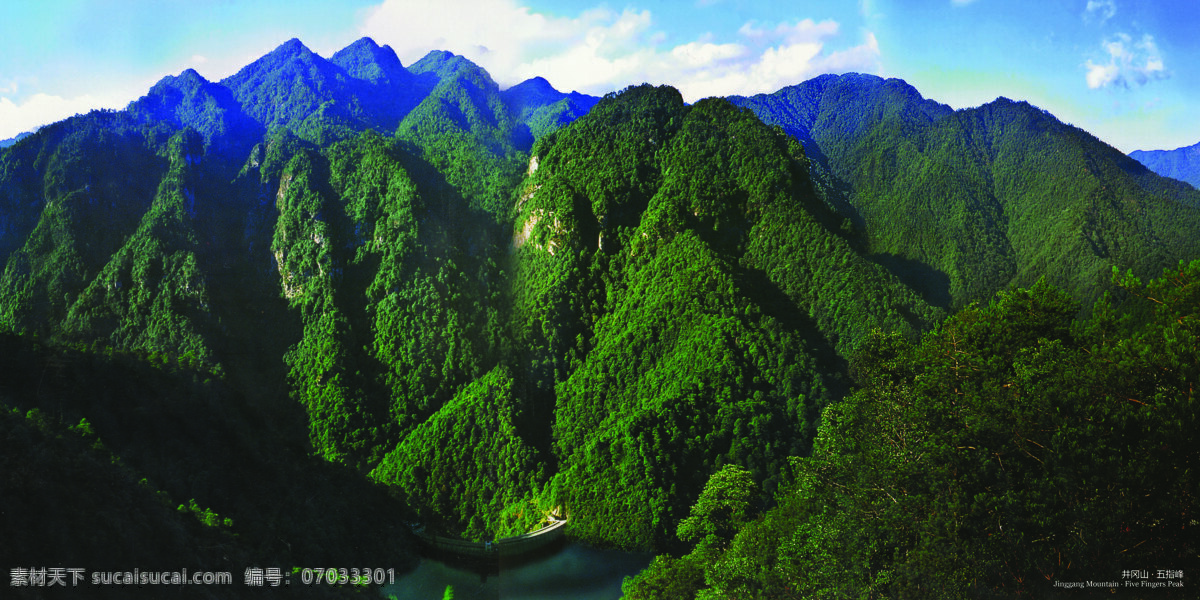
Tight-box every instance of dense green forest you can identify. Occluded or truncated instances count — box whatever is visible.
[624,265,1197,598]
[0,332,418,599]
[1,37,1196,598]
[731,74,1200,312]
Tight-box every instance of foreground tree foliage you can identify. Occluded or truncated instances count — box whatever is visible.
[0,332,417,600]
[625,265,1198,598]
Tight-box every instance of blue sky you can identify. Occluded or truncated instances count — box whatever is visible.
[1,0,1196,152]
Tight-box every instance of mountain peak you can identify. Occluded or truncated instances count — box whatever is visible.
[502,77,564,113]
[220,38,349,128]
[408,50,497,90]
[980,96,1057,124]
[506,76,559,95]
[518,76,554,90]
[332,36,391,63]
[1130,139,1200,188]
[343,36,381,52]
[178,68,205,83]
[145,68,211,98]
[331,37,408,84]
[409,50,459,74]
[274,38,312,57]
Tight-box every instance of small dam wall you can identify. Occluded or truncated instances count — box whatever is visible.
[415,519,568,560]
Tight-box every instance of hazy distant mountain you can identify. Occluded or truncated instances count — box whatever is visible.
[1130,141,1200,189]
[0,131,31,148]
[502,76,601,140]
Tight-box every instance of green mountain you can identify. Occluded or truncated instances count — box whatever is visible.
[730,74,1200,311]
[396,49,536,218]
[0,111,168,340]
[127,67,262,157]
[502,76,601,140]
[625,267,1198,599]
[1131,140,1200,189]
[0,38,1195,598]
[221,38,361,131]
[505,84,941,547]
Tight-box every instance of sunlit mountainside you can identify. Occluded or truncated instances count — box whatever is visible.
[1,37,1195,599]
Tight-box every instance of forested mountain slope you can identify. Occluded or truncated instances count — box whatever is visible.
[0,331,419,600]
[0,38,598,584]
[1131,140,1200,189]
[501,84,942,547]
[625,264,1198,599]
[0,37,596,365]
[0,36,1195,598]
[730,74,1200,311]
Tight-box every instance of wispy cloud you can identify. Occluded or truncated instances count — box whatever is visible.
[951,0,979,6]
[359,0,879,100]
[1085,33,1167,90]
[1084,0,1116,25]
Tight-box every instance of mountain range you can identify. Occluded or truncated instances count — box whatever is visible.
[730,75,1200,310]
[1131,140,1200,189]
[1,37,1195,599]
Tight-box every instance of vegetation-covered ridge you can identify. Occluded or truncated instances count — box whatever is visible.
[509,84,943,548]
[0,36,1196,599]
[623,264,1197,599]
[730,73,1200,312]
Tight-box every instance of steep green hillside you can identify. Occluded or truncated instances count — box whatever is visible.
[397,50,535,219]
[1,38,1195,593]
[371,366,545,541]
[264,130,505,467]
[731,74,1200,311]
[0,332,418,599]
[0,112,170,340]
[127,67,261,158]
[511,85,942,547]
[60,130,218,368]
[220,38,362,132]
[624,266,1197,599]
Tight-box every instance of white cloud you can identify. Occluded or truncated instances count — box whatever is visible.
[670,42,749,68]
[358,0,880,100]
[1085,0,1116,24]
[360,0,601,83]
[1085,33,1168,90]
[0,89,140,140]
[738,19,840,45]
[1085,61,1120,89]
